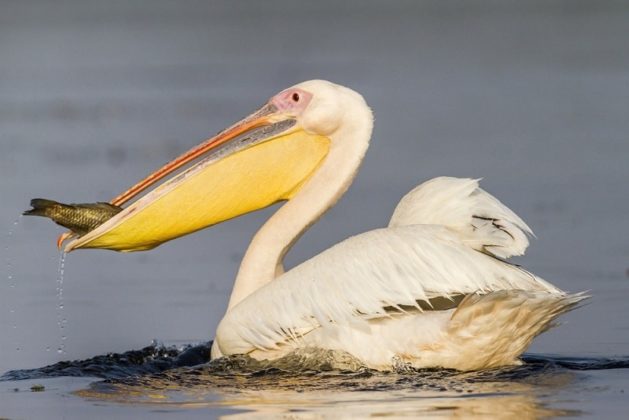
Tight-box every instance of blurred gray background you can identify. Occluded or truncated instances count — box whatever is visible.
[1,0,628,374]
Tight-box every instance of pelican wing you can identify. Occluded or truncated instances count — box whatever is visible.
[216,224,560,355]
[389,177,533,259]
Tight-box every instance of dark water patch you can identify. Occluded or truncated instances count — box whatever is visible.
[522,354,629,370]
[0,342,629,393]
[1,341,212,381]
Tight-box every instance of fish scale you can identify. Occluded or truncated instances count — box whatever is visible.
[23,199,122,236]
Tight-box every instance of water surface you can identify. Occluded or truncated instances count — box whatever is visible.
[2,0,629,418]
[2,342,628,418]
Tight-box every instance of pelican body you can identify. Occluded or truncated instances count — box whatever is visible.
[60,80,584,371]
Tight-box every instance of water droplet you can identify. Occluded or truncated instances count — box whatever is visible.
[56,252,68,354]
[15,347,20,352]
[6,216,23,353]
[46,346,51,352]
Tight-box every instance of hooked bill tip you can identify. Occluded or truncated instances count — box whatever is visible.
[56,232,73,250]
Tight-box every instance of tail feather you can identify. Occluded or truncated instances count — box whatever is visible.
[453,290,587,369]
[414,290,588,371]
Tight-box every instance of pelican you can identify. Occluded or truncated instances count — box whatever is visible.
[62,80,584,371]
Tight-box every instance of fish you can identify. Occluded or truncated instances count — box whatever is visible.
[23,198,122,236]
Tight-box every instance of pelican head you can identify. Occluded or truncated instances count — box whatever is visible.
[64,80,372,252]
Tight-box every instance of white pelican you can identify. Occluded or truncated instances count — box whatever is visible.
[63,80,584,371]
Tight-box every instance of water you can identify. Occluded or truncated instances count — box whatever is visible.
[2,0,629,418]
[1,342,627,417]
[56,252,68,355]
[4,217,22,349]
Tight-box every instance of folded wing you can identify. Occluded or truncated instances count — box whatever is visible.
[389,177,533,259]
[217,220,559,355]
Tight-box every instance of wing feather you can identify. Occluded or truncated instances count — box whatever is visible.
[389,177,533,258]
[216,225,560,355]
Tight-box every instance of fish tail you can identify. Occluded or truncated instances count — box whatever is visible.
[23,198,62,217]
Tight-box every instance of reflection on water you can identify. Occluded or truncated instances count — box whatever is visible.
[214,394,566,419]
[78,353,578,419]
[7,342,629,418]
[83,385,573,419]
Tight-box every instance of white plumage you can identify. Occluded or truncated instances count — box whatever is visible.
[54,79,582,371]
[390,177,532,259]
[216,176,583,370]
[100,79,582,371]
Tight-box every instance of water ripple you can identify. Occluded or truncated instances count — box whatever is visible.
[3,342,627,416]
[3,341,628,385]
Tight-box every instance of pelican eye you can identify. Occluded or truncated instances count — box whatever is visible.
[291,92,300,102]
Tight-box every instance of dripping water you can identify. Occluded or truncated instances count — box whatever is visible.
[5,216,22,351]
[56,251,68,354]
